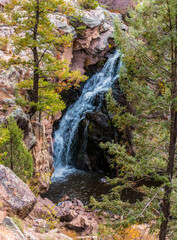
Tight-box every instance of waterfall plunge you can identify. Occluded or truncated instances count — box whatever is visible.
[52,51,121,181]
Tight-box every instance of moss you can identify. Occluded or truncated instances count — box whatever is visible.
[88,124,93,132]
[108,119,112,127]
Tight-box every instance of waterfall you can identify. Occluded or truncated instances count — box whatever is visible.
[52,51,121,181]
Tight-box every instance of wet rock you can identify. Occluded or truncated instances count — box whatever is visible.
[0,165,37,219]
[76,110,117,171]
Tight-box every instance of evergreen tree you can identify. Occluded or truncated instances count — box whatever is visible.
[0,118,33,181]
[91,0,177,239]
[0,125,9,161]
[0,0,87,115]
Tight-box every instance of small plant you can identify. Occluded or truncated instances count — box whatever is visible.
[12,216,24,233]
[78,0,99,10]
[0,37,9,52]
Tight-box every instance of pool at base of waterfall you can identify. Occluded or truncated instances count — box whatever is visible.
[41,170,111,205]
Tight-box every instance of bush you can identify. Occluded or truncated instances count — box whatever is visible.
[0,117,33,181]
[78,0,99,10]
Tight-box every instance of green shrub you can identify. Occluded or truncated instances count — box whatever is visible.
[0,117,33,181]
[78,0,99,10]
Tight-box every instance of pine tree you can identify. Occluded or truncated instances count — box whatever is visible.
[0,0,87,115]
[0,118,33,181]
[0,125,9,161]
[91,0,177,239]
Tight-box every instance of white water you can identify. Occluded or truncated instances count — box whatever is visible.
[52,51,121,181]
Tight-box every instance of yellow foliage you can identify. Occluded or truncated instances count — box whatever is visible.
[117,225,158,240]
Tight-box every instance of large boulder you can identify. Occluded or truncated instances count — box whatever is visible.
[30,196,59,220]
[0,165,37,219]
[57,198,99,235]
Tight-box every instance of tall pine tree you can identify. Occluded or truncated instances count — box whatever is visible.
[91,0,177,239]
[0,0,87,115]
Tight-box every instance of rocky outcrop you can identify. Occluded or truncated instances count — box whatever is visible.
[98,0,136,14]
[30,197,100,235]
[0,165,37,219]
[0,85,54,192]
[71,7,125,75]
[76,110,116,172]
[0,5,126,86]
[56,198,99,235]
[0,217,74,240]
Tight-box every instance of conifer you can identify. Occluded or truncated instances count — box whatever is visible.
[0,0,87,115]
[0,118,33,181]
[91,0,177,239]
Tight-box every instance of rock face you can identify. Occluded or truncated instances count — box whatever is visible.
[0,5,125,86]
[98,0,136,14]
[0,85,54,193]
[0,216,74,240]
[71,7,125,75]
[0,165,37,219]
[31,116,54,193]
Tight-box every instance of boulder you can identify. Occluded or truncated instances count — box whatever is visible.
[37,229,73,240]
[0,224,22,240]
[65,214,98,234]
[2,217,26,240]
[57,198,99,235]
[30,196,59,220]
[0,165,37,219]
[0,217,74,240]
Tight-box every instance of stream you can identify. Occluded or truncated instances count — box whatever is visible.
[43,51,122,204]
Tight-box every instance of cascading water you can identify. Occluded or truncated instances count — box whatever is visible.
[52,51,121,181]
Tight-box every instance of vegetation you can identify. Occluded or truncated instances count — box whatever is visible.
[11,216,24,233]
[0,125,9,161]
[0,0,87,116]
[0,118,33,181]
[78,0,99,10]
[91,0,177,239]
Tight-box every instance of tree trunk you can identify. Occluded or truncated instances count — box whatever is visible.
[159,9,177,239]
[10,136,13,171]
[159,110,177,240]
[32,0,39,105]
